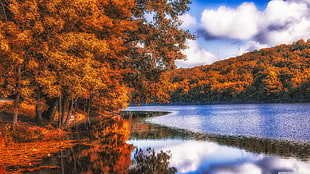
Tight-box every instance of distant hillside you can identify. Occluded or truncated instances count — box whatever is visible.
[168,40,310,104]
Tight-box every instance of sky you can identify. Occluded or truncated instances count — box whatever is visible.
[175,0,310,68]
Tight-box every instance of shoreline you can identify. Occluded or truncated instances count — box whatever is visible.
[129,101,310,107]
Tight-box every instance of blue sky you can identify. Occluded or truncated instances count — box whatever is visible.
[176,0,310,67]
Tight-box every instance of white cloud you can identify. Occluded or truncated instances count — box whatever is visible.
[176,0,310,67]
[287,0,310,4]
[176,39,217,68]
[180,13,197,29]
[238,41,268,55]
[161,141,218,173]
[257,0,310,45]
[201,3,260,40]
[199,0,310,48]
[211,163,262,174]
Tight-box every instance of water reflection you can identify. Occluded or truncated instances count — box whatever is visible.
[128,139,310,174]
[126,104,310,142]
[1,113,177,173]
[123,110,310,174]
[1,107,309,173]
[73,116,133,174]
[0,116,133,173]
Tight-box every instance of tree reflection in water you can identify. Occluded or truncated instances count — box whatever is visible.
[124,111,310,173]
[60,115,177,174]
[122,111,310,161]
[1,115,176,173]
[67,115,132,174]
[129,148,177,174]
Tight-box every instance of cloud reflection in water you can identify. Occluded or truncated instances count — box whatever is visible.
[128,139,310,174]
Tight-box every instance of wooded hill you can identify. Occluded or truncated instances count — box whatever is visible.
[168,40,310,104]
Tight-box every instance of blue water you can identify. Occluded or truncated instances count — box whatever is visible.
[127,139,310,174]
[126,104,310,173]
[126,104,310,142]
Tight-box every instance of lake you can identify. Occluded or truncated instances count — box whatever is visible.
[125,104,310,174]
[126,104,310,142]
[1,103,310,173]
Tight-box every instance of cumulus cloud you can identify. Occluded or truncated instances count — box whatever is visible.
[256,0,310,45]
[176,39,217,68]
[209,163,262,174]
[287,0,310,4]
[201,3,260,40]
[178,0,310,67]
[180,13,197,29]
[199,0,310,47]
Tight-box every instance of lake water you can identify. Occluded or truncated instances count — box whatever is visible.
[125,104,310,174]
[1,103,310,173]
[126,104,310,142]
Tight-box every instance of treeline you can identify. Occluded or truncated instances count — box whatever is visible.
[0,0,192,126]
[168,40,310,104]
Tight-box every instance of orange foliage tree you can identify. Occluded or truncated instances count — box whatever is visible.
[124,0,193,104]
[0,0,193,125]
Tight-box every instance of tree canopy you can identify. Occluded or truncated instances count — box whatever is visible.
[0,0,193,125]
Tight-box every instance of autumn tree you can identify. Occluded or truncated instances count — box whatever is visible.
[0,20,35,125]
[124,0,193,104]
[262,69,283,99]
[0,0,138,125]
[0,0,193,125]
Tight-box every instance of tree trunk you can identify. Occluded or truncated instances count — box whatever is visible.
[35,90,43,124]
[49,99,58,121]
[60,151,65,174]
[87,96,91,125]
[43,98,58,121]
[59,96,69,127]
[64,98,74,127]
[13,106,19,126]
[70,147,77,174]
[13,65,21,126]
[58,96,62,127]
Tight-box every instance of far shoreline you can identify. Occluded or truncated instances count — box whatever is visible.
[128,101,310,107]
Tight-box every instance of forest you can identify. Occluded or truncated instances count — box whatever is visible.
[0,0,192,172]
[0,0,192,126]
[0,0,309,124]
[168,40,310,104]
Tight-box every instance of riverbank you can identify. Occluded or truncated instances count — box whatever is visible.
[0,99,87,151]
[0,100,92,173]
